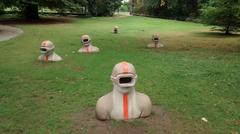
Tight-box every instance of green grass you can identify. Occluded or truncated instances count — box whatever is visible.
[0,16,240,134]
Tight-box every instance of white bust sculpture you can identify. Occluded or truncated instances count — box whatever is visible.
[113,26,119,34]
[78,35,100,53]
[38,40,62,62]
[147,33,164,48]
[96,61,152,120]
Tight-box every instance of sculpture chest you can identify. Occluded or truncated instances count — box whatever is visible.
[38,52,62,62]
[79,45,99,53]
[110,90,141,120]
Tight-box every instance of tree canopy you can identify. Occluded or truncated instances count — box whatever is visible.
[87,0,122,16]
[0,0,122,19]
[133,0,200,19]
[200,0,240,34]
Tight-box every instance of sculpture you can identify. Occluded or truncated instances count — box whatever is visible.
[78,35,100,53]
[38,40,62,62]
[96,61,152,120]
[113,26,119,34]
[147,33,164,48]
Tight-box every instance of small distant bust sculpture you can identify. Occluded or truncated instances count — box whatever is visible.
[147,33,164,48]
[96,61,152,120]
[38,40,62,62]
[113,26,119,34]
[78,35,100,53]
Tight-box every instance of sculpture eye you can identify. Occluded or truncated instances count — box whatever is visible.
[119,77,132,84]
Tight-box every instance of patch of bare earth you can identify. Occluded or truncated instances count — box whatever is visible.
[66,106,210,134]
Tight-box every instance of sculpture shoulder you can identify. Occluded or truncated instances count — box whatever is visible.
[96,92,112,106]
[52,53,62,61]
[136,92,151,104]
[96,92,113,120]
[92,46,100,52]
[78,47,85,52]
[38,55,43,60]
[136,92,152,117]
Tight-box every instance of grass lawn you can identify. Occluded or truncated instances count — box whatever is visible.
[0,16,239,134]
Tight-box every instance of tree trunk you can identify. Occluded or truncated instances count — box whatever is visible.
[225,23,230,35]
[24,3,39,20]
[130,0,135,15]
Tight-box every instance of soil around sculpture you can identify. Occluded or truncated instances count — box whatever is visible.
[67,106,210,134]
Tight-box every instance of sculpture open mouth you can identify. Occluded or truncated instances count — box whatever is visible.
[154,38,159,41]
[40,48,48,54]
[40,48,47,51]
[119,77,132,84]
[111,73,137,88]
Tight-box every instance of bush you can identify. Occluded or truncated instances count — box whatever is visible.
[119,3,130,12]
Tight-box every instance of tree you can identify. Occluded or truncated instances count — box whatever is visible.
[1,0,88,20]
[200,0,240,34]
[119,2,131,12]
[133,0,201,19]
[22,1,39,20]
[0,1,4,15]
[1,0,121,19]
[87,0,122,16]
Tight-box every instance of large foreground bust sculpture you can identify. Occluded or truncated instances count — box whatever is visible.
[96,61,152,120]
[38,40,62,62]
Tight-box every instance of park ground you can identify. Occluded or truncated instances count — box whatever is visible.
[0,16,240,134]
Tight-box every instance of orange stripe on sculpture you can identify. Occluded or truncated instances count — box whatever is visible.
[121,62,129,74]
[123,94,128,120]
[87,47,89,53]
[45,55,48,62]
[43,41,48,47]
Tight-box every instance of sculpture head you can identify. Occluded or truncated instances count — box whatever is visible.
[81,35,91,47]
[113,26,119,33]
[111,61,137,94]
[152,33,160,43]
[40,40,54,55]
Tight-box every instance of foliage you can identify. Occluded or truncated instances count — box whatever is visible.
[133,0,240,26]
[0,1,5,15]
[1,0,88,12]
[200,0,240,34]
[119,2,130,12]
[134,0,145,14]
[0,0,121,18]
[87,0,122,16]
[133,0,203,19]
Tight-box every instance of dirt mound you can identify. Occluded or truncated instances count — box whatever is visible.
[68,106,209,134]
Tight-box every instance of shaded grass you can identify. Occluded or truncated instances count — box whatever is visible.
[0,16,239,134]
